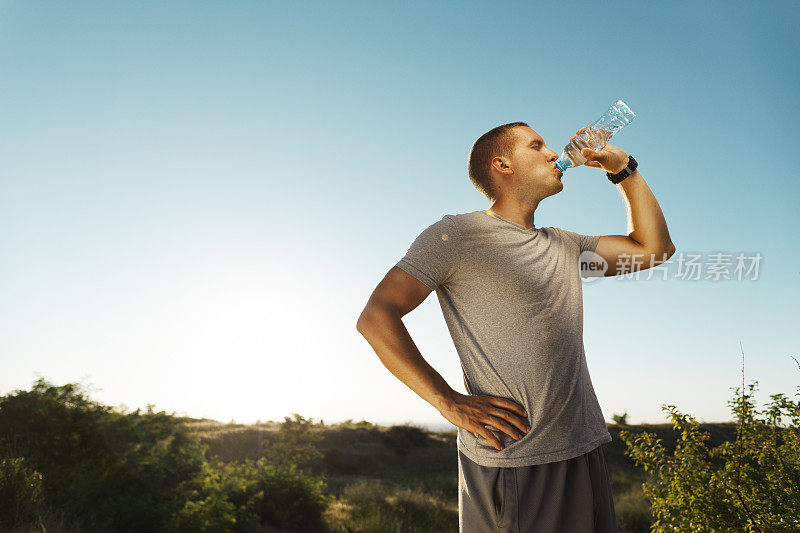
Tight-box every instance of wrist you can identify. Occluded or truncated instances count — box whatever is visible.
[433,388,460,414]
[609,153,630,174]
[610,163,627,174]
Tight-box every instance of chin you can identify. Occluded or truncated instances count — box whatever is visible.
[540,185,562,200]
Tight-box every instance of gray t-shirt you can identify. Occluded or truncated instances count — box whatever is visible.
[395,209,611,467]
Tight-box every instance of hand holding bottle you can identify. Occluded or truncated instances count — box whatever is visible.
[555,99,636,172]
[569,127,630,174]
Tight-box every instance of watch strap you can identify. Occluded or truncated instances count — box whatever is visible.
[607,155,637,184]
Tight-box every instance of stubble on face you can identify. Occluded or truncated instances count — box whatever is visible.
[510,127,563,201]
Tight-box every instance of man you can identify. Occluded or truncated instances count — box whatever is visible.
[356,122,676,532]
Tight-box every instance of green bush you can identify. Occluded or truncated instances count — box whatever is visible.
[0,379,331,532]
[251,458,332,531]
[0,457,43,530]
[172,460,255,532]
[262,413,324,469]
[0,379,207,531]
[380,424,430,456]
[612,411,629,425]
[619,380,800,532]
[172,457,331,532]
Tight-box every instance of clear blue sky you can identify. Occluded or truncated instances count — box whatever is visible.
[1,1,798,426]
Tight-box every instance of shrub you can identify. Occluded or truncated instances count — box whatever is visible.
[619,380,800,532]
[251,458,332,531]
[380,424,430,455]
[0,457,43,530]
[262,413,323,469]
[172,457,331,532]
[612,411,629,425]
[0,379,209,531]
[0,379,331,532]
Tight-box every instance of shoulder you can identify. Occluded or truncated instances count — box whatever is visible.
[405,214,461,251]
[544,226,581,250]
[548,226,581,241]
[448,210,491,230]
[548,226,601,254]
[415,213,458,235]
[420,211,480,233]
[547,226,568,239]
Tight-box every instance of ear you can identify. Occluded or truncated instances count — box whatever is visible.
[490,156,512,174]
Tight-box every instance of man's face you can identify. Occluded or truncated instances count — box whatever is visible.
[504,126,562,200]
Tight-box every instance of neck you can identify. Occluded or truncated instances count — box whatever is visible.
[488,197,540,230]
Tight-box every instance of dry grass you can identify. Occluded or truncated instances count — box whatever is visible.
[323,479,458,533]
[181,418,740,533]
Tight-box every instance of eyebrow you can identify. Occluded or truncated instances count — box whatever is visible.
[530,139,543,147]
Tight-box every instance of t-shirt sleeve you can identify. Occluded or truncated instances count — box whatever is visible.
[555,227,602,254]
[395,215,460,290]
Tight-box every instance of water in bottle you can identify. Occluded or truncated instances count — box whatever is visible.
[555,100,636,172]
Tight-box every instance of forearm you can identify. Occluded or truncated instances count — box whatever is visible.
[357,306,455,413]
[617,169,675,254]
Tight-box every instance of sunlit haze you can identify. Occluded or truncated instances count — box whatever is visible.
[1,1,798,427]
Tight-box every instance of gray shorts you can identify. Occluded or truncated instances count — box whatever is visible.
[458,444,618,532]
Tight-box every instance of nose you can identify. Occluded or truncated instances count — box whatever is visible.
[546,149,557,162]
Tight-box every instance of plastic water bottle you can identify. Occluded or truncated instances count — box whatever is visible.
[555,100,636,172]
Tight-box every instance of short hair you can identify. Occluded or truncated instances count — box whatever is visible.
[468,122,528,202]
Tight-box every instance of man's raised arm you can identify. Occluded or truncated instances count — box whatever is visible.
[356,266,530,451]
[574,128,676,276]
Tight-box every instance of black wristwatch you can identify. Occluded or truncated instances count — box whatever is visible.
[606,155,638,184]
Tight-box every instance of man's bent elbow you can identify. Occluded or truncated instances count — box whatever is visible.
[646,242,676,266]
[357,303,399,336]
[356,306,379,334]
[665,241,676,259]
[356,313,369,334]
